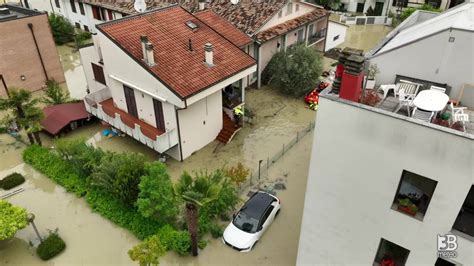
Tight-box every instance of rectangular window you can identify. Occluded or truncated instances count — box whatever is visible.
[278,10,282,18]
[84,25,89,32]
[333,35,339,41]
[55,0,60,8]
[70,0,76,13]
[435,258,456,266]
[107,10,113,20]
[91,63,106,85]
[296,4,299,12]
[92,6,104,21]
[374,238,410,265]
[391,170,438,220]
[452,185,474,238]
[286,3,293,15]
[79,2,85,15]
[74,22,80,29]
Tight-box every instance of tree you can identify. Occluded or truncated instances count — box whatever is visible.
[55,138,105,176]
[89,152,146,206]
[48,14,75,45]
[43,80,70,105]
[0,200,28,241]
[263,44,323,97]
[223,163,249,188]
[137,162,178,224]
[174,171,223,256]
[0,88,43,145]
[128,234,166,266]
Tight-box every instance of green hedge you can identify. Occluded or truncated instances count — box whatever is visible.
[22,145,162,240]
[37,231,66,260]
[0,173,25,190]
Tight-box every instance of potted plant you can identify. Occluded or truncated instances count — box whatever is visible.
[397,198,418,216]
[365,64,379,90]
[0,200,28,248]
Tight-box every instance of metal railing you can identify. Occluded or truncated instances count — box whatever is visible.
[239,121,315,192]
[308,29,326,45]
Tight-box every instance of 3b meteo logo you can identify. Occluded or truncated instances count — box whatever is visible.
[437,234,458,258]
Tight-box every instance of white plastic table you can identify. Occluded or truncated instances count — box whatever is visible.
[413,90,449,112]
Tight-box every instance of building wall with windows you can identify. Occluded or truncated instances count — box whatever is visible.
[325,20,348,51]
[296,93,473,265]
[260,1,316,31]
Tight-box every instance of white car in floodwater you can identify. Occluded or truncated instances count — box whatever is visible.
[222,191,281,252]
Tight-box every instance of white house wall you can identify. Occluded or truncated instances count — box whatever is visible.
[259,37,281,77]
[259,1,316,32]
[297,95,473,265]
[79,45,107,93]
[178,90,223,159]
[369,29,474,107]
[325,21,347,51]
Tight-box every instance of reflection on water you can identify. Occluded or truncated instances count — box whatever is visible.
[56,45,88,100]
[340,24,393,52]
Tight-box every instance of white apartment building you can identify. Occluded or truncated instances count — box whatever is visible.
[297,89,473,265]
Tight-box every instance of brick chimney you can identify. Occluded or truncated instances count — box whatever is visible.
[204,43,213,66]
[198,0,206,10]
[145,42,155,66]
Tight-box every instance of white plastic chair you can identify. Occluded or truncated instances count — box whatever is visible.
[449,102,469,131]
[411,107,434,122]
[393,82,420,115]
[430,86,446,93]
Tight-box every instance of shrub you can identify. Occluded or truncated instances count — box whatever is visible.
[209,223,224,238]
[76,31,92,46]
[223,163,249,187]
[137,162,178,224]
[90,152,145,206]
[43,80,70,106]
[360,90,381,107]
[157,225,191,255]
[23,145,87,196]
[263,44,323,97]
[0,200,28,240]
[55,138,104,177]
[128,234,166,266]
[0,172,25,190]
[399,4,441,22]
[202,179,240,219]
[48,14,75,45]
[198,239,207,250]
[36,230,66,260]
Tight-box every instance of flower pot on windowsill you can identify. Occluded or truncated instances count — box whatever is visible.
[397,205,417,216]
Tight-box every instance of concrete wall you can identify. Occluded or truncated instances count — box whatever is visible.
[259,37,281,79]
[369,29,474,108]
[325,21,347,51]
[0,12,65,96]
[177,90,223,159]
[297,94,474,265]
[260,1,316,32]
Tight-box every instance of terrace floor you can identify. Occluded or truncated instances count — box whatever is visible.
[376,94,474,135]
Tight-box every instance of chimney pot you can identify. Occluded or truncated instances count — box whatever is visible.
[204,43,213,66]
[145,42,155,66]
[198,0,206,10]
[140,35,148,63]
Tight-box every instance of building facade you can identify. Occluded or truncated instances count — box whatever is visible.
[0,4,65,96]
[296,90,473,265]
[80,5,256,161]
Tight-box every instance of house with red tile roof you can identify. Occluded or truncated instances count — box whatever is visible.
[29,1,328,88]
[80,5,256,161]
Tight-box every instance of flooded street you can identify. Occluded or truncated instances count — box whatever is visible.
[56,45,88,100]
[340,24,392,52]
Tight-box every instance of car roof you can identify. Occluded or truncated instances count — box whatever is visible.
[241,192,275,218]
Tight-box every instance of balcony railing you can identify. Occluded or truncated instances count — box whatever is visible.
[308,29,326,45]
[84,88,179,153]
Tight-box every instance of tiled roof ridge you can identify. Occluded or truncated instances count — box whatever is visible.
[97,3,179,29]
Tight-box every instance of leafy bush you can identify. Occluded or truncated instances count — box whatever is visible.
[157,225,191,255]
[202,179,240,220]
[90,152,145,206]
[36,230,66,260]
[223,163,249,187]
[209,223,224,238]
[399,4,441,21]
[55,138,104,177]
[128,234,166,266]
[198,239,207,249]
[76,31,92,46]
[23,145,87,196]
[137,162,178,224]
[48,14,74,45]
[263,44,323,97]
[0,200,28,240]
[0,172,25,190]
[43,80,70,106]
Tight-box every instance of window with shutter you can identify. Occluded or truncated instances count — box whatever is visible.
[92,6,100,20]
[108,9,113,20]
[91,63,106,85]
[55,0,60,8]
[79,2,85,15]
[70,0,77,13]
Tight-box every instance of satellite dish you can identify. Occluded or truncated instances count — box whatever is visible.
[134,0,147,13]
[230,0,239,4]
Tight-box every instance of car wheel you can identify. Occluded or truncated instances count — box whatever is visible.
[251,241,258,251]
[275,209,280,217]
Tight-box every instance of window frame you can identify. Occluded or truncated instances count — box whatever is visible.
[79,1,85,15]
[70,0,77,13]
[373,238,410,266]
[54,0,60,8]
[91,63,106,85]
[286,3,293,15]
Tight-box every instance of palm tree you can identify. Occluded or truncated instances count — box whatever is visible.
[174,171,223,256]
[0,88,42,145]
[43,79,70,105]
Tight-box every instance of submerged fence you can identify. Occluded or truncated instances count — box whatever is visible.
[240,120,315,192]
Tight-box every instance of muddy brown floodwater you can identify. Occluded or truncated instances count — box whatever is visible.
[56,45,88,100]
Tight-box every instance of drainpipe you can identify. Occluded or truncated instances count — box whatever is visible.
[175,100,188,162]
[28,23,49,81]
[49,0,55,14]
[0,74,10,98]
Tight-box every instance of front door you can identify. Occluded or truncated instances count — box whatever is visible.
[297,28,305,44]
[153,98,165,132]
[123,85,138,118]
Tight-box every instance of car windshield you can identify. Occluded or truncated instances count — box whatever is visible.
[232,209,259,233]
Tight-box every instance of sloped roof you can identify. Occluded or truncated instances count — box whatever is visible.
[371,0,474,57]
[97,5,256,99]
[83,0,197,14]
[194,9,252,47]
[41,102,89,135]
[255,8,328,43]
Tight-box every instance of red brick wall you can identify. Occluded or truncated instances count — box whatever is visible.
[0,13,65,96]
